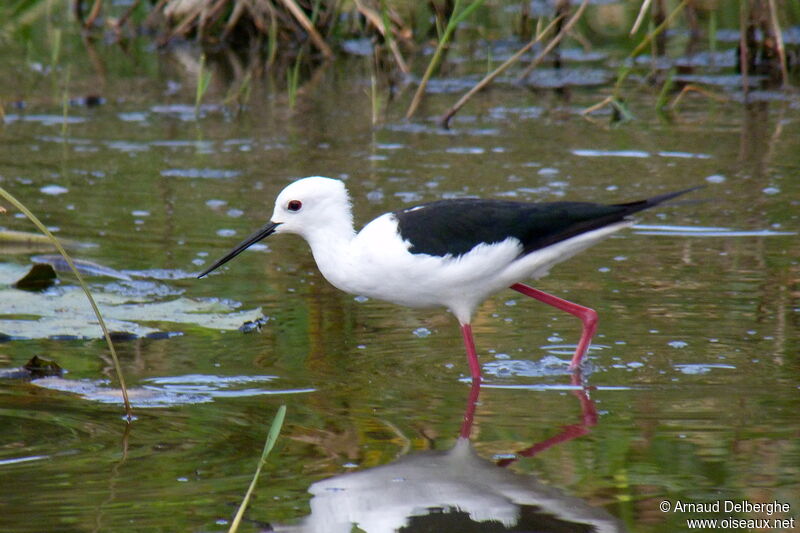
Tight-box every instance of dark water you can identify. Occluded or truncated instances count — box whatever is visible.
[1,28,799,533]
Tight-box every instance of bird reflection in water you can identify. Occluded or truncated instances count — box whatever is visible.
[270,375,625,533]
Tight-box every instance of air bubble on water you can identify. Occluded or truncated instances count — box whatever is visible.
[412,327,431,338]
[40,184,68,195]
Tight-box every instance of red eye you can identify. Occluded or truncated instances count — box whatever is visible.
[287,200,302,212]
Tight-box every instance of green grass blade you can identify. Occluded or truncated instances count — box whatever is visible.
[440,13,565,127]
[60,66,70,138]
[656,67,676,110]
[378,0,397,66]
[0,186,132,419]
[195,54,212,117]
[10,0,43,18]
[612,0,688,97]
[267,13,278,66]
[406,0,487,119]
[228,405,287,533]
[50,27,61,67]
[708,9,717,54]
[287,54,302,110]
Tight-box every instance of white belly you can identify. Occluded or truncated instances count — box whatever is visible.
[311,214,630,324]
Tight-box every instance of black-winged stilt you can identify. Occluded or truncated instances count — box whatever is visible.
[198,176,697,380]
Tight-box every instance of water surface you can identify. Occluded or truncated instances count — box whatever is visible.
[1,29,798,533]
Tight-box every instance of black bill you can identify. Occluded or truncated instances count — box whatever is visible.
[197,221,281,278]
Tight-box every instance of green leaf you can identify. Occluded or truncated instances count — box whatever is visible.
[228,405,287,533]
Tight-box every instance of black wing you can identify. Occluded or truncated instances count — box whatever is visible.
[393,187,699,258]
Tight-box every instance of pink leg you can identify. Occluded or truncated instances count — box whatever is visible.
[460,323,482,381]
[510,282,598,370]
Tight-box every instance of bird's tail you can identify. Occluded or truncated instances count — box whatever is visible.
[616,185,705,214]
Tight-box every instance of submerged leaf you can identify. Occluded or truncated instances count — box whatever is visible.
[0,229,55,245]
[0,277,264,340]
[32,254,132,280]
[0,230,88,254]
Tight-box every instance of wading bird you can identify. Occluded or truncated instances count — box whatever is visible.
[199,177,697,380]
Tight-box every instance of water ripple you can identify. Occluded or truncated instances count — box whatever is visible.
[632,224,796,237]
[32,374,315,407]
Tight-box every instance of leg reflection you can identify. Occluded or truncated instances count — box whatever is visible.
[457,371,597,466]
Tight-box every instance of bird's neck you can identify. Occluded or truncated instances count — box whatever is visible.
[303,213,358,291]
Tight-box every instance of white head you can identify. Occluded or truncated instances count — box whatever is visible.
[270,176,353,238]
[197,176,353,278]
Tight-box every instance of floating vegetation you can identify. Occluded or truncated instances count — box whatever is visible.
[0,356,64,380]
[0,229,88,254]
[31,254,132,280]
[12,263,57,291]
[0,186,133,417]
[0,262,265,340]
